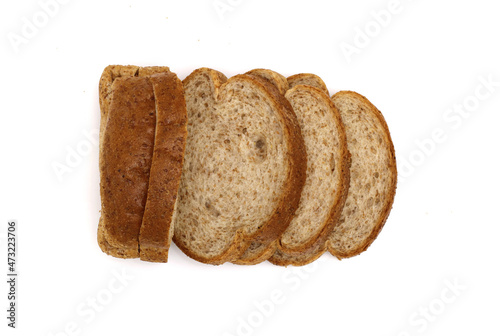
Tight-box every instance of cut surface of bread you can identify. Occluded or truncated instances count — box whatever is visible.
[234,71,350,266]
[138,72,187,262]
[233,69,306,265]
[326,91,397,259]
[97,65,177,260]
[269,82,350,266]
[173,68,306,265]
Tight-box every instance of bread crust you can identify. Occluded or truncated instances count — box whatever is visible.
[173,68,307,265]
[245,69,289,96]
[97,65,173,259]
[138,73,187,262]
[270,242,326,267]
[99,75,156,256]
[287,73,329,96]
[327,91,397,259]
[232,241,276,265]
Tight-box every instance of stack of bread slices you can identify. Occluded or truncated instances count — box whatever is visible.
[98,65,397,266]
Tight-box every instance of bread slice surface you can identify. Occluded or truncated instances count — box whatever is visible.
[234,71,350,266]
[326,91,397,258]
[269,82,350,266]
[173,68,306,265]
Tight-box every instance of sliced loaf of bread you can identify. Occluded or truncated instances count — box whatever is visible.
[172,68,307,265]
[98,66,184,261]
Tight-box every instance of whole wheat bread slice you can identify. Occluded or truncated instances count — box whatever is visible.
[233,69,304,265]
[173,68,307,265]
[325,91,397,258]
[234,71,351,266]
[98,65,182,260]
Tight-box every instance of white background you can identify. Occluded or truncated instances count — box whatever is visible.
[1,0,499,335]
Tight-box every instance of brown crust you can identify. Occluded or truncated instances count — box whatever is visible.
[138,73,187,263]
[98,65,141,258]
[287,73,329,96]
[268,85,351,265]
[270,242,326,267]
[328,91,397,259]
[100,75,156,252]
[245,69,289,95]
[173,68,307,265]
[97,218,139,258]
[232,242,277,266]
[97,65,172,259]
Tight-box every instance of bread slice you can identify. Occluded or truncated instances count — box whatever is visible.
[138,72,187,262]
[325,91,397,258]
[173,68,307,265]
[97,65,176,259]
[270,82,351,266]
[232,69,301,265]
[234,71,350,266]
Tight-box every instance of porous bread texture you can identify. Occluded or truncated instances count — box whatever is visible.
[235,71,350,266]
[269,76,350,266]
[173,68,306,265]
[97,65,172,259]
[327,91,397,259]
[232,69,294,265]
[276,85,349,251]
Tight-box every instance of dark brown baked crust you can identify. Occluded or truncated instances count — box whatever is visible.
[97,65,172,259]
[139,72,187,262]
[100,75,156,252]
